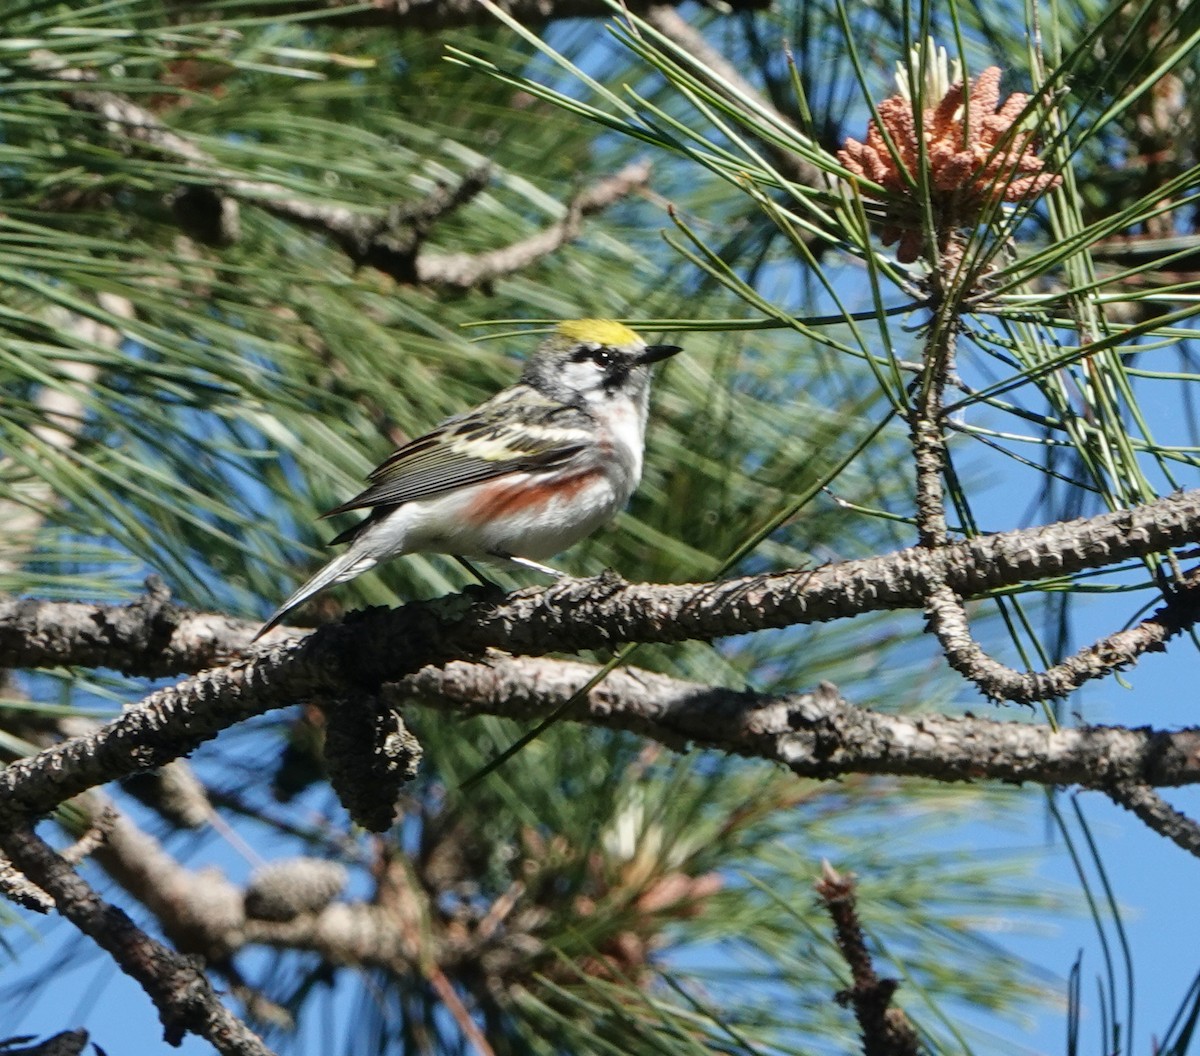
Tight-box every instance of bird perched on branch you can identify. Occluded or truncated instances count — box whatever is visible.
[254,319,682,640]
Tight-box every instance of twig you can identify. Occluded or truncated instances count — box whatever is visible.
[814,862,923,1056]
[60,803,117,865]
[904,284,1177,705]
[0,1030,90,1056]
[1105,781,1200,859]
[0,854,54,913]
[907,316,956,548]
[414,162,651,289]
[0,825,275,1055]
[926,569,1200,702]
[424,964,497,1056]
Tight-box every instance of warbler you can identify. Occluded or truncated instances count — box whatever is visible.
[254,319,681,639]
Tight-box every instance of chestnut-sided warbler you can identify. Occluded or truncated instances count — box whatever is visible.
[254,319,681,639]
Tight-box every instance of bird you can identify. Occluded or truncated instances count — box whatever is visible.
[253,319,682,640]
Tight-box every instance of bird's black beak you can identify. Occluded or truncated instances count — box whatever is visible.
[637,344,683,365]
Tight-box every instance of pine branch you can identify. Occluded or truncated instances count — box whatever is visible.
[6,488,1200,677]
[173,0,770,31]
[35,56,649,288]
[1105,781,1200,859]
[0,824,274,1055]
[816,862,923,1056]
[4,490,1200,826]
[6,648,1200,835]
[389,656,1200,790]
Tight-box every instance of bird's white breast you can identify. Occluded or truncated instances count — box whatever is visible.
[590,391,647,496]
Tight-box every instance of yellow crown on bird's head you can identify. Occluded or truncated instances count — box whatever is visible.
[555,318,643,348]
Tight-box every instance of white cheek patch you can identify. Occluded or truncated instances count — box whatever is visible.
[562,360,605,392]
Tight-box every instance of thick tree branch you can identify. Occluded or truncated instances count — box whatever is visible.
[0,646,338,826]
[0,825,274,1055]
[390,656,1200,788]
[71,798,328,1026]
[8,646,1200,834]
[6,487,1200,677]
[0,585,244,676]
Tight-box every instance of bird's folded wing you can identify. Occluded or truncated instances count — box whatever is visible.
[322,389,592,515]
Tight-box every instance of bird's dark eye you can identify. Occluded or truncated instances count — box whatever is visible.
[591,348,614,368]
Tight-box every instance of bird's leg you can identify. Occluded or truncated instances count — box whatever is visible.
[488,552,564,578]
[455,556,499,588]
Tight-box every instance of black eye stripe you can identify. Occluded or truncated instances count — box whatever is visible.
[571,346,615,366]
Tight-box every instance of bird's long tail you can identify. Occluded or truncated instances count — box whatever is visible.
[252,547,379,642]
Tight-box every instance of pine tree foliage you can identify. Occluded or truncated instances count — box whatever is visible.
[2,0,1199,1052]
